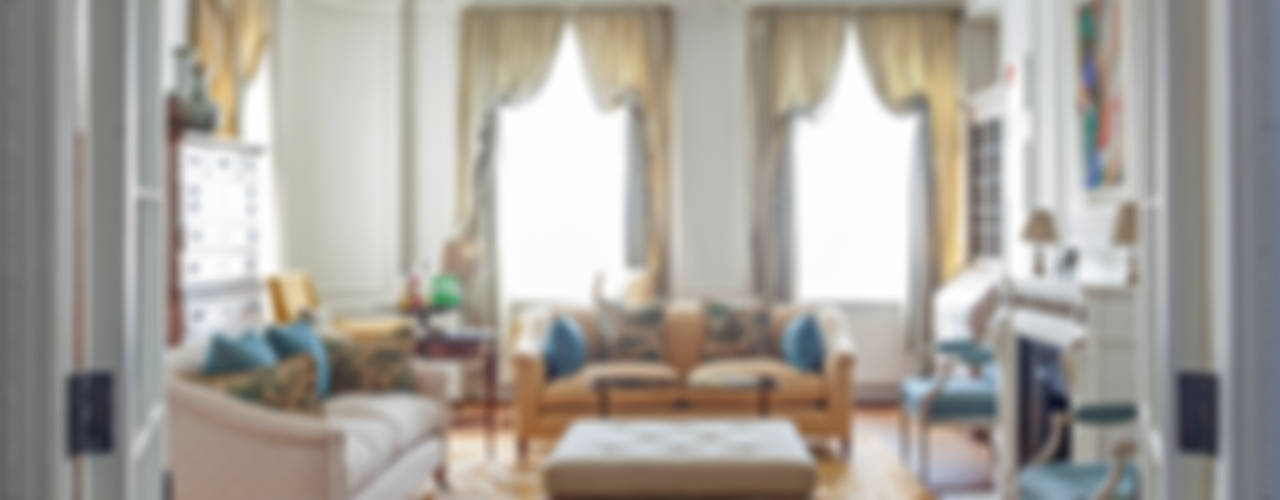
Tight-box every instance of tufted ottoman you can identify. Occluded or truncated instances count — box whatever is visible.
[543,419,816,499]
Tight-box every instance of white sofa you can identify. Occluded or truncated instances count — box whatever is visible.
[167,342,450,500]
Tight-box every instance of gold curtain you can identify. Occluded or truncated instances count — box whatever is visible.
[748,10,846,302]
[854,11,964,279]
[575,8,673,298]
[194,0,271,137]
[455,8,565,325]
[455,8,566,233]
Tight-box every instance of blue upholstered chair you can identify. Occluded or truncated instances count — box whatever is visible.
[1018,402,1140,500]
[899,337,999,483]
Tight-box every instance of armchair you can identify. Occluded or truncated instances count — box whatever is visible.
[1017,402,1139,499]
[266,271,414,340]
[898,335,1000,483]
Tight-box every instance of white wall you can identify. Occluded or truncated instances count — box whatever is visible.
[274,0,404,311]
[327,0,967,391]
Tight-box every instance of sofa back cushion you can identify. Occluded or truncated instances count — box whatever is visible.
[543,301,812,377]
[701,301,771,361]
[203,332,279,376]
[196,354,321,413]
[595,302,666,361]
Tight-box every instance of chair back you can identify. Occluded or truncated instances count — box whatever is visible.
[267,271,320,323]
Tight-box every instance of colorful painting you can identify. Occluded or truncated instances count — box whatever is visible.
[1077,0,1124,191]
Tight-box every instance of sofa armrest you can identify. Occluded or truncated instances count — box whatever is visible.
[513,308,552,436]
[411,359,452,401]
[168,376,347,500]
[818,308,856,428]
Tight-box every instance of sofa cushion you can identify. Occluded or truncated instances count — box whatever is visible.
[327,415,399,491]
[543,316,588,381]
[266,320,331,398]
[542,361,680,408]
[701,301,771,361]
[326,393,446,447]
[781,314,825,373]
[202,332,279,376]
[900,374,997,421]
[686,358,827,404]
[197,354,321,413]
[324,335,417,395]
[596,301,665,361]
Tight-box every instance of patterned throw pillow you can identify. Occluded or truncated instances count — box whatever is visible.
[702,301,771,360]
[323,335,417,394]
[198,354,321,414]
[596,301,665,361]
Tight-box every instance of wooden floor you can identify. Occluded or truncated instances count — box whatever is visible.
[440,404,994,499]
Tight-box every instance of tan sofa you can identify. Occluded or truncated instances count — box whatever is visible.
[167,341,450,500]
[513,300,857,457]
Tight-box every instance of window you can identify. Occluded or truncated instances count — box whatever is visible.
[968,119,1003,258]
[496,29,627,303]
[793,27,920,303]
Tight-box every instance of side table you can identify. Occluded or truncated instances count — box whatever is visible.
[416,329,497,459]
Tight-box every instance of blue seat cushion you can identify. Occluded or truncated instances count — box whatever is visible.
[1019,461,1139,500]
[1074,402,1137,426]
[543,315,588,380]
[900,372,997,421]
[780,314,825,373]
[203,332,279,376]
[266,320,331,398]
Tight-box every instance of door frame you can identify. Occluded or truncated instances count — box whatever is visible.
[0,0,78,499]
[1210,0,1276,498]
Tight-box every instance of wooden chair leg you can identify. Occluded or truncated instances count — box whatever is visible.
[517,437,529,463]
[919,419,930,484]
[434,464,450,492]
[899,412,910,462]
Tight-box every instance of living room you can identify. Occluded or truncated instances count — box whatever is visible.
[3,0,1279,499]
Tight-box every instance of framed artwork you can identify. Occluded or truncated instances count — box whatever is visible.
[1077,0,1124,193]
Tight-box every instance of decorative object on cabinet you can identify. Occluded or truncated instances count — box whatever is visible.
[1022,208,1059,276]
[167,134,265,346]
[1111,200,1139,284]
[1056,247,1080,279]
[170,46,219,132]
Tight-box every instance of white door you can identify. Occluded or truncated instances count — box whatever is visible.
[82,0,168,498]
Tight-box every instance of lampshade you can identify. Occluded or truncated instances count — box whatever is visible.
[1112,201,1138,247]
[441,238,482,277]
[1021,209,1059,244]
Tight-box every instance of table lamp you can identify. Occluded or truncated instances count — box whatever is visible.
[1111,201,1138,284]
[1022,208,1058,277]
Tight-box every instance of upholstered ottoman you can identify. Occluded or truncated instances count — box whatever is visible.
[543,419,816,499]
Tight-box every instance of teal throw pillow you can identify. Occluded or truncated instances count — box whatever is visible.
[542,316,587,380]
[781,314,825,373]
[266,320,331,398]
[203,331,279,376]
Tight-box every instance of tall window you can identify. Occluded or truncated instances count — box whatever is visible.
[793,27,920,303]
[496,29,627,302]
